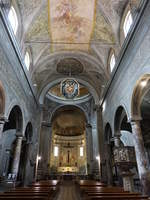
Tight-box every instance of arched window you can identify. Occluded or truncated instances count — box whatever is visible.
[80,146,84,157]
[123,10,133,38]
[54,146,59,157]
[110,53,116,72]
[8,6,18,35]
[24,51,30,70]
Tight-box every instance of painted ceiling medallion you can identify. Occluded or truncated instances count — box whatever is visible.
[61,79,79,99]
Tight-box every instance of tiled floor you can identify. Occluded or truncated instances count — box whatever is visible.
[56,180,80,200]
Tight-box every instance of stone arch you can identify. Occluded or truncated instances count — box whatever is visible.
[114,105,131,136]
[4,105,23,134]
[50,104,88,125]
[0,81,5,116]
[131,74,150,119]
[104,123,112,144]
[39,77,100,105]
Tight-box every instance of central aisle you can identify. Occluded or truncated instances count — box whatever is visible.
[56,180,80,200]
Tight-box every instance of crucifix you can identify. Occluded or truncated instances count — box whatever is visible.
[67,150,70,163]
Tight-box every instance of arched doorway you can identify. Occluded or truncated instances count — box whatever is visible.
[18,122,33,185]
[2,105,23,180]
[50,105,87,178]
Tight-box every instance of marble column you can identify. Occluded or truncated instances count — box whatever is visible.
[85,124,93,174]
[113,135,123,186]
[11,135,23,179]
[0,117,5,139]
[96,106,106,181]
[114,135,121,147]
[131,120,150,195]
[41,121,52,176]
[0,116,7,165]
[105,143,113,185]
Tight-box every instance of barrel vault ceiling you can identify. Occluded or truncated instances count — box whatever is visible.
[16,0,141,102]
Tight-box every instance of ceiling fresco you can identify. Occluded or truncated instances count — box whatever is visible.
[15,0,142,102]
[52,106,86,136]
[48,0,96,52]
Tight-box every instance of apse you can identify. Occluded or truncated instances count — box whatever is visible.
[50,106,87,174]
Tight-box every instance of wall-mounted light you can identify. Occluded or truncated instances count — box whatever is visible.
[96,155,100,161]
[140,80,147,87]
[37,156,41,161]
[80,147,84,157]
[54,146,58,157]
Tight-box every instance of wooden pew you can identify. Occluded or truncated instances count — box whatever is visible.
[87,196,148,200]
[77,180,149,200]
[77,180,106,187]
[0,180,60,200]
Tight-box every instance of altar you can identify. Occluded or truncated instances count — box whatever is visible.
[57,166,78,173]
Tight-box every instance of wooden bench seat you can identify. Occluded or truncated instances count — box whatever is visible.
[86,195,148,200]
[77,180,106,187]
[86,192,140,196]
[0,196,48,200]
[77,180,149,200]
[0,180,60,200]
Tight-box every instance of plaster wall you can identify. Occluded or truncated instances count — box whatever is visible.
[103,1,150,136]
[0,14,41,183]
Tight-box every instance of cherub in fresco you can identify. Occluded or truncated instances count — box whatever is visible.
[55,0,77,25]
[54,0,85,39]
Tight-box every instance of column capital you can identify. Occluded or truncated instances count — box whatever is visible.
[86,123,92,129]
[113,134,121,139]
[129,116,142,123]
[15,133,23,138]
[93,104,102,112]
[0,115,8,124]
[42,121,52,127]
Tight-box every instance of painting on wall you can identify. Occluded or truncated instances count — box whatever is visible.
[48,0,96,52]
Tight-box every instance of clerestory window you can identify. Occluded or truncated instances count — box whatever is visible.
[123,10,133,38]
[8,6,18,35]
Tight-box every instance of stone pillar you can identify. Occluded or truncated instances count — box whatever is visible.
[96,106,105,181]
[122,171,134,192]
[114,135,121,147]
[113,135,123,186]
[41,121,52,176]
[0,116,6,139]
[11,135,23,179]
[105,143,113,185]
[0,116,7,165]
[131,120,150,195]
[85,124,93,174]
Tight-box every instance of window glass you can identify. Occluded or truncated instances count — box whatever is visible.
[8,6,18,34]
[123,10,133,38]
[54,146,58,157]
[24,52,30,70]
[110,53,116,72]
[80,147,84,157]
